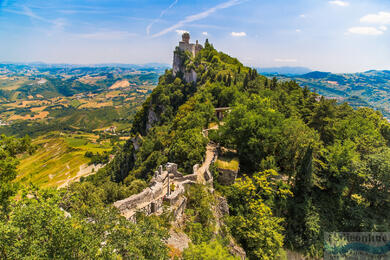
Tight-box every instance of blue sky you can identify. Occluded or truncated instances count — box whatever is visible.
[0,0,389,72]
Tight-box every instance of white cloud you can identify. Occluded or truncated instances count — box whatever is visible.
[299,14,306,18]
[360,12,390,25]
[175,29,189,35]
[5,6,48,22]
[146,0,179,35]
[5,6,67,32]
[231,31,246,37]
[347,26,383,35]
[296,29,302,33]
[347,12,389,36]
[274,58,297,63]
[151,0,244,38]
[202,32,208,36]
[329,1,349,7]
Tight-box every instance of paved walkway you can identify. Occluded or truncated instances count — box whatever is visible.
[196,125,219,183]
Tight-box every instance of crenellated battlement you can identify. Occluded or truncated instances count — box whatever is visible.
[177,32,203,57]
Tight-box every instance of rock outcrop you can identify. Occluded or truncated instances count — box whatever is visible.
[146,107,159,131]
[217,168,238,186]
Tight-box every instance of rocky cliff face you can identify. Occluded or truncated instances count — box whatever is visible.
[184,70,197,84]
[172,50,197,84]
[146,107,159,131]
[172,50,183,77]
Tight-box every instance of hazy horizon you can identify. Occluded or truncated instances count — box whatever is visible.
[1,0,390,73]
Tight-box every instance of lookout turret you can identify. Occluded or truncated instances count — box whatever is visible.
[173,33,203,83]
[182,32,190,44]
[177,32,203,57]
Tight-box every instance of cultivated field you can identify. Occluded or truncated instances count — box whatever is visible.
[16,132,115,188]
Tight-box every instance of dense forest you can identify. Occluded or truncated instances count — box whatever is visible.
[1,40,390,259]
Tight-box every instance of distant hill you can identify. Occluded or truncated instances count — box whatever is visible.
[0,64,164,99]
[257,66,312,75]
[271,70,390,118]
[0,62,170,69]
[0,63,160,137]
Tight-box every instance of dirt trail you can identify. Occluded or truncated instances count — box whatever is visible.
[57,163,105,188]
[196,143,217,183]
[196,125,219,183]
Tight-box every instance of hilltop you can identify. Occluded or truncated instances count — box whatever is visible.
[1,35,390,259]
[88,35,390,258]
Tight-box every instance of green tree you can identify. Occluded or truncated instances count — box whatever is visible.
[308,97,336,145]
[286,147,322,257]
[226,170,291,260]
[184,185,215,244]
[1,187,170,259]
[0,135,34,218]
[221,95,285,173]
[183,240,239,260]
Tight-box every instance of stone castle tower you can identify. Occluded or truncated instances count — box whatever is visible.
[173,33,203,83]
[178,32,203,57]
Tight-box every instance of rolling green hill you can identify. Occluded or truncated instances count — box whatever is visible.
[16,132,115,188]
[0,65,162,99]
[274,70,390,118]
[0,65,160,137]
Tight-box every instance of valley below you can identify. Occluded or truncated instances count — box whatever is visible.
[0,64,165,188]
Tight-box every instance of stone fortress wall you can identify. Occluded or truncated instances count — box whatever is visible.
[114,160,214,222]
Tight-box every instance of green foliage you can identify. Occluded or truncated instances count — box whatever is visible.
[184,185,215,244]
[0,190,99,259]
[309,97,336,145]
[183,240,239,260]
[85,151,109,165]
[0,184,169,259]
[169,129,208,172]
[0,135,34,218]
[220,95,285,173]
[225,170,291,260]
[286,147,322,257]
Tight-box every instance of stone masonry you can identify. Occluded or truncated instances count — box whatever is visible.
[114,142,218,222]
[172,33,203,83]
[114,162,202,222]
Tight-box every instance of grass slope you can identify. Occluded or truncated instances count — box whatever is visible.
[16,132,113,188]
[215,156,239,171]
